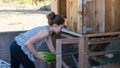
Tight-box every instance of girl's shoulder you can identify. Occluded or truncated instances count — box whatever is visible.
[38,25,50,35]
[23,26,49,36]
[29,25,49,32]
[37,25,49,30]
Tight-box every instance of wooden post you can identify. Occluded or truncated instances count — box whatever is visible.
[56,39,62,68]
[79,37,89,68]
[84,37,89,68]
[79,38,85,68]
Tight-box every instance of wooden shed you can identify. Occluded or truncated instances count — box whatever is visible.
[51,0,120,68]
[51,0,120,34]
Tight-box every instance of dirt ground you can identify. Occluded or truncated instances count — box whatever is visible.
[0,4,50,32]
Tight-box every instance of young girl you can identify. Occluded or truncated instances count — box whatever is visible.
[10,12,68,68]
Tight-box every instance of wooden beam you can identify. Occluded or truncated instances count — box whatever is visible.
[94,64,120,68]
[60,38,80,44]
[85,31,120,37]
[88,37,120,45]
[89,50,120,56]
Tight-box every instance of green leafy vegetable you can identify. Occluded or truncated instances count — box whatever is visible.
[38,52,56,64]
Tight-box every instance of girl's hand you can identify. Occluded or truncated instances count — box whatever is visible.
[36,55,45,62]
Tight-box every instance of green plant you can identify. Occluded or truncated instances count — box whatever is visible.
[38,52,56,64]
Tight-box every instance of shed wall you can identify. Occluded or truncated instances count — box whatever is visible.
[105,0,120,32]
[67,0,79,32]
[51,0,120,34]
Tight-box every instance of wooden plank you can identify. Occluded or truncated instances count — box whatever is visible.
[73,0,79,32]
[83,0,99,33]
[95,0,105,33]
[79,38,85,68]
[83,0,105,33]
[89,50,120,56]
[79,38,89,68]
[105,0,115,32]
[85,31,120,37]
[56,39,62,68]
[78,0,83,33]
[83,38,89,68]
[60,38,80,44]
[66,0,71,30]
[88,37,120,45]
[69,0,73,31]
[114,0,120,32]
[56,0,60,14]
[94,64,120,68]
[83,1,93,33]
[105,0,120,32]
[91,0,96,33]
[67,0,80,32]
[58,0,66,15]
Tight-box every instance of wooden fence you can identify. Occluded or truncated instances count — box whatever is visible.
[56,32,120,68]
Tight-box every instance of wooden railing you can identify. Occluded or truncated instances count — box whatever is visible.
[55,32,120,68]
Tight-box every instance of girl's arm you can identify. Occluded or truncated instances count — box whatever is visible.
[25,30,49,61]
[46,36,70,68]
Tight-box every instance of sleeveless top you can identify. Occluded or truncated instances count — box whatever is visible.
[15,26,49,62]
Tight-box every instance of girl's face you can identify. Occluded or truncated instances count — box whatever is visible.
[53,24,64,34]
